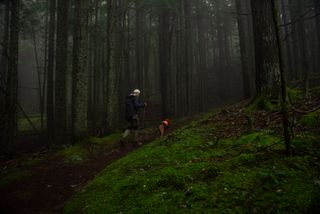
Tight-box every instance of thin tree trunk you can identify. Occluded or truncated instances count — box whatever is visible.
[5,0,20,155]
[47,0,56,145]
[196,0,207,111]
[72,0,89,139]
[236,0,253,99]
[31,25,44,131]
[55,0,69,142]
[271,0,291,156]
[106,0,125,130]
[280,0,294,80]
[296,0,310,97]
[135,0,145,90]
[183,0,193,115]
[159,3,172,118]
[314,0,320,59]
[0,0,10,119]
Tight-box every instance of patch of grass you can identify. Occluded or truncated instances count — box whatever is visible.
[245,96,277,113]
[64,123,320,213]
[18,114,44,131]
[22,157,43,167]
[287,87,303,104]
[300,110,320,128]
[0,170,32,188]
[57,133,122,162]
[57,145,88,162]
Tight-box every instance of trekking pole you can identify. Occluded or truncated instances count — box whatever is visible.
[143,107,146,129]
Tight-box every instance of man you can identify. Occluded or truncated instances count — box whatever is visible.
[122,89,147,145]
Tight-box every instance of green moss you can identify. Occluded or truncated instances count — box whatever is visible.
[64,122,320,213]
[18,114,44,131]
[300,110,320,128]
[287,87,303,104]
[22,157,43,167]
[57,145,88,162]
[245,96,277,113]
[0,170,32,188]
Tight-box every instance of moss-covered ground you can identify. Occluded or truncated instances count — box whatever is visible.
[64,104,320,213]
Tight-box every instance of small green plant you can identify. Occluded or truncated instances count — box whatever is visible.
[0,170,32,188]
[245,96,277,113]
[57,145,88,162]
[300,110,320,128]
[287,87,303,104]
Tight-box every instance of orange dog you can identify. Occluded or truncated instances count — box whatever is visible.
[158,119,170,137]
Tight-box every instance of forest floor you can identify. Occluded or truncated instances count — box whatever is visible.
[1,87,320,213]
[0,114,196,214]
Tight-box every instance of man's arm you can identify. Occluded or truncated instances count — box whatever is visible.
[133,97,146,108]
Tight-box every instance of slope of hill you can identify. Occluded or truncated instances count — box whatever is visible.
[64,91,320,213]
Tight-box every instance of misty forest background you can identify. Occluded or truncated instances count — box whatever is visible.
[0,0,319,155]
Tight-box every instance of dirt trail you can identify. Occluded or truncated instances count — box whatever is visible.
[0,120,192,214]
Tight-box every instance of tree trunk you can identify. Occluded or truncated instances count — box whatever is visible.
[314,0,320,59]
[55,0,69,142]
[135,0,146,91]
[271,0,291,156]
[251,0,280,98]
[0,0,10,118]
[196,0,208,111]
[159,3,172,118]
[72,0,89,139]
[236,0,253,99]
[288,0,301,80]
[295,0,310,97]
[4,0,20,155]
[280,0,294,80]
[106,0,125,130]
[183,0,193,115]
[47,0,56,144]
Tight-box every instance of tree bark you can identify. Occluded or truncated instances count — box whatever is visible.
[47,0,56,144]
[0,0,10,118]
[159,3,172,118]
[251,0,281,98]
[135,0,146,91]
[236,0,253,99]
[183,0,193,115]
[271,0,291,156]
[4,0,20,154]
[296,0,310,97]
[280,0,294,80]
[314,0,320,57]
[196,0,208,111]
[55,0,69,142]
[106,0,125,130]
[72,0,89,139]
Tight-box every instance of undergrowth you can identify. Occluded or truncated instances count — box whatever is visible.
[57,133,121,162]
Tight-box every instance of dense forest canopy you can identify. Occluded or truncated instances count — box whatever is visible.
[0,0,319,154]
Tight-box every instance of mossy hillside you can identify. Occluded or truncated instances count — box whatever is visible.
[64,121,320,213]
